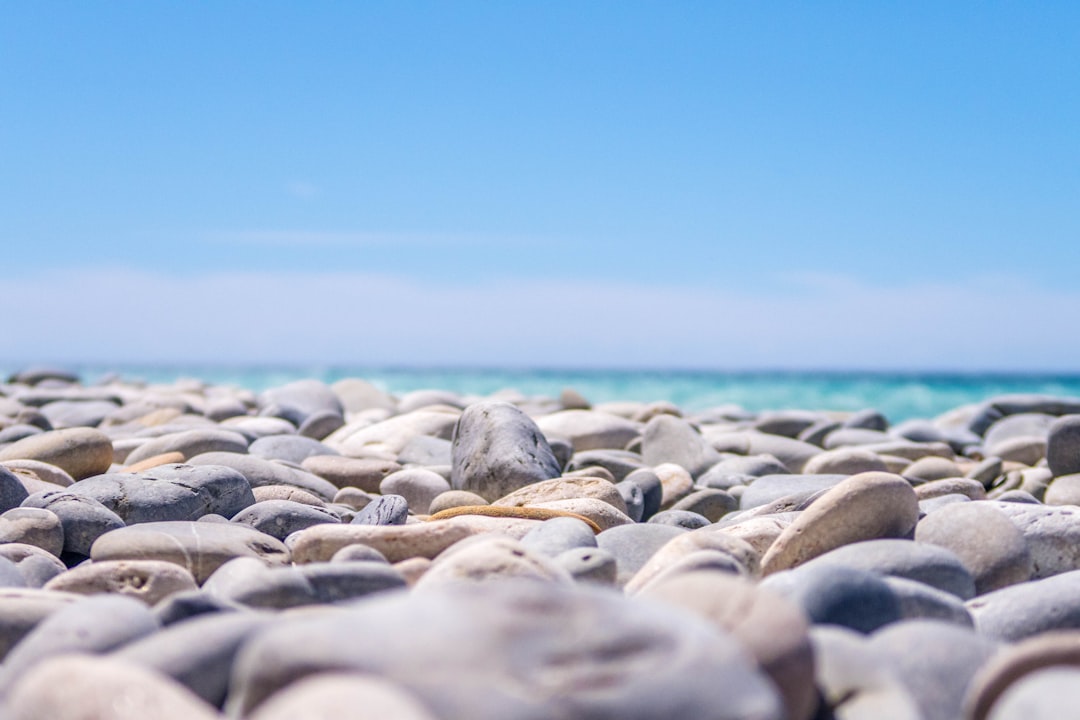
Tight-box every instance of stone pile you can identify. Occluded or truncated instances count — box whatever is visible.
[0,368,1079,718]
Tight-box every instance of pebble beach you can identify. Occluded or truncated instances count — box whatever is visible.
[2,368,1080,719]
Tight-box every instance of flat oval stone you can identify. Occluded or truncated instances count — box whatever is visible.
[251,485,326,506]
[21,490,125,557]
[492,475,627,514]
[648,509,711,529]
[0,428,113,481]
[188,452,338,501]
[967,569,1080,641]
[0,507,64,557]
[231,499,340,541]
[0,459,74,487]
[203,557,405,608]
[379,468,450,515]
[915,502,1033,594]
[123,428,249,466]
[450,401,562,502]
[0,594,160,693]
[761,472,920,575]
[44,559,198,604]
[90,521,290,583]
[7,654,222,720]
[640,571,818,720]
[669,488,737,521]
[288,518,481,564]
[531,497,634,531]
[913,477,986,501]
[801,539,976,599]
[249,435,337,464]
[535,410,642,452]
[226,581,784,719]
[803,447,888,475]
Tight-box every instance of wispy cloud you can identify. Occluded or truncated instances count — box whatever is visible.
[4,267,1078,370]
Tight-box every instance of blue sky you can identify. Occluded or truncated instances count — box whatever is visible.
[3,2,1078,370]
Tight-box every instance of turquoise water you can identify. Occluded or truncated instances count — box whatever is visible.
[21,366,1080,423]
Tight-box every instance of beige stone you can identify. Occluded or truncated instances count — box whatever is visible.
[44,560,197,605]
[493,476,627,514]
[760,472,919,575]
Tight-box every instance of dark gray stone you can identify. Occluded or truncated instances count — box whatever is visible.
[669,488,737,522]
[0,468,29,513]
[248,435,338,465]
[21,491,124,556]
[351,494,409,526]
[614,480,644,522]
[141,463,256,519]
[625,468,663,520]
[800,539,976,600]
[203,557,405,609]
[188,452,338,501]
[641,415,723,478]
[225,581,784,719]
[450,401,562,502]
[762,565,902,634]
[154,589,246,626]
[519,516,597,558]
[258,380,343,426]
[114,611,272,708]
[231,499,341,541]
[648,509,711,529]
[597,523,687,586]
[297,410,345,441]
[1047,414,1080,477]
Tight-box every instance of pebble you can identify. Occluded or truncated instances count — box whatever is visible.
[810,625,922,720]
[90,521,290,583]
[535,409,641,452]
[967,568,1080,641]
[123,428,249,466]
[426,488,488,514]
[248,434,337,464]
[803,447,888,475]
[203,557,405,608]
[492,474,628,513]
[553,546,618,584]
[985,666,1080,719]
[350,493,409,526]
[801,538,976,599]
[230,499,341,540]
[648,508,712,528]
[668,487,737,521]
[915,501,1033,593]
[738,473,847,509]
[519,516,597,557]
[761,472,920,575]
[43,559,198,604]
[450,401,562,501]
[0,428,114,481]
[0,507,64,556]
[0,588,80,660]
[641,415,722,477]
[0,459,75,487]
[596,522,687,586]
[188,451,338,500]
[0,544,67,587]
[21,490,125,557]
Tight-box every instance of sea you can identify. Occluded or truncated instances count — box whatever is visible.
[12,365,1080,424]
